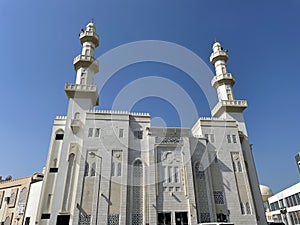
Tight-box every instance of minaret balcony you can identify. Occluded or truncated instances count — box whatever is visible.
[65,83,99,105]
[211,73,235,88]
[73,55,99,72]
[212,99,248,117]
[210,51,228,64]
[80,31,99,47]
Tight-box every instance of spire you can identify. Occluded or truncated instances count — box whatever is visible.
[210,41,247,118]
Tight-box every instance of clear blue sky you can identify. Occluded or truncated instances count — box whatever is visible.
[0,1,299,194]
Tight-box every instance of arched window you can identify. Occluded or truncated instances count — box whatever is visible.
[62,153,75,211]
[132,160,143,225]
[18,187,28,204]
[240,203,245,215]
[74,112,80,119]
[246,202,251,214]
[91,163,96,177]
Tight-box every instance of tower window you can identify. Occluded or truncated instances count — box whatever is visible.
[227,135,231,143]
[55,134,64,140]
[119,129,124,138]
[95,128,100,137]
[232,135,237,143]
[117,163,122,176]
[88,128,93,137]
[90,163,96,176]
[134,131,143,139]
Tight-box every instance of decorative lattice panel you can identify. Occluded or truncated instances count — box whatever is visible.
[78,213,91,225]
[108,214,119,225]
[200,213,210,223]
[213,191,224,204]
[131,161,143,225]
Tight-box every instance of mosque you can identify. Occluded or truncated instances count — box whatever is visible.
[36,21,267,225]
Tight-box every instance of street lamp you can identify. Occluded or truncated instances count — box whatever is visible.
[89,152,102,225]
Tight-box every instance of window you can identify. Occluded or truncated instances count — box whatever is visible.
[168,167,172,183]
[88,128,93,137]
[157,212,171,225]
[131,160,143,225]
[84,162,89,177]
[174,167,179,183]
[117,163,122,176]
[241,203,245,215]
[237,161,242,172]
[214,155,218,163]
[134,130,143,139]
[246,202,251,214]
[119,129,124,138]
[90,163,96,176]
[56,215,70,225]
[24,217,30,225]
[95,128,100,137]
[49,168,58,173]
[41,214,51,219]
[111,162,115,176]
[232,135,237,143]
[55,134,64,140]
[227,135,231,143]
[210,134,215,143]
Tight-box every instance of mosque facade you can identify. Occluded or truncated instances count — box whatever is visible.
[36,21,267,225]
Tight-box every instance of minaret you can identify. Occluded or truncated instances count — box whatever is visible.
[210,41,268,225]
[210,41,248,133]
[65,20,100,110]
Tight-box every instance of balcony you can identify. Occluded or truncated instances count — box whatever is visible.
[210,51,228,64]
[79,31,100,47]
[211,73,235,88]
[212,99,248,117]
[64,83,99,105]
[73,55,99,72]
[71,119,82,134]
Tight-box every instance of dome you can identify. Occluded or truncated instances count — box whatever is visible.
[260,184,273,202]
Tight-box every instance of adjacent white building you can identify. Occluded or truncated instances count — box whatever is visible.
[268,182,300,225]
[36,21,267,225]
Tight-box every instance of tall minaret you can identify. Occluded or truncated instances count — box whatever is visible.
[65,20,100,111]
[210,41,268,225]
[210,41,248,134]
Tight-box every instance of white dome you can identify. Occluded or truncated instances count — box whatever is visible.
[260,184,273,202]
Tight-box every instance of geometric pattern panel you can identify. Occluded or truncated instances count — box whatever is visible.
[79,213,91,225]
[213,191,225,204]
[131,160,143,225]
[108,214,119,225]
[200,213,210,223]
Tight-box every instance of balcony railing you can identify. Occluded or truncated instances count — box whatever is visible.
[65,83,97,92]
[79,31,99,47]
[211,73,235,87]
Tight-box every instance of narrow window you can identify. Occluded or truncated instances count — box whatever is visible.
[227,134,231,143]
[241,203,245,215]
[84,162,89,177]
[95,128,100,137]
[90,163,96,176]
[174,167,179,183]
[237,161,242,172]
[119,129,124,138]
[88,128,93,137]
[246,202,251,214]
[117,163,121,176]
[233,162,236,172]
[168,167,172,183]
[232,135,237,143]
[205,134,209,140]
[111,162,115,176]
[210,134,215,143]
